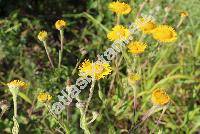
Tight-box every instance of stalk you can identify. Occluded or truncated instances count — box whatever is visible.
[176,17,185,28]
[10,90,19,134]
[84,78,96,114]
[13,95,17,117]
[116,14,120,25]
[43,41,54,68]
[45,104,70,134]
[58,30,64,68]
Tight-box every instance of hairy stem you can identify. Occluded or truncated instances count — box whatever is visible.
[84,78,96,114]
[13,94,17,117]
[43,41,54,68]
[45,104,70,134]
[58,30,64,68]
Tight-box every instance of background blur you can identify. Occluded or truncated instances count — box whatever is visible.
[0,0,200,133]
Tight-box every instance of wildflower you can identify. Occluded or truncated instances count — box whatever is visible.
[151,89,170,106]
[37,92,52,103]
[7,80,28,132]
[55,20,67,30]
[127,41,147,54]
[135,17,156,34]
[7,80,28,91]
[38,31,48,42]
[108,1,131,15]
[37,31,54,68]
[79,60,112,80]
[128,73,141,84]
[107,25,130,41]
[152,25,177,43]
[180,11,189,18]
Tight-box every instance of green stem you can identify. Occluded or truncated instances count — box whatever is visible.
[83,12,109,32]
[12,93,19,134]
[43,41,54,68]
[45,104,70,134]
[80,108,90,134]
[58,30,64,68]
[84,78,96,114]
[133,86,137,116]
[116,14,120,25]
[13,94,17,117]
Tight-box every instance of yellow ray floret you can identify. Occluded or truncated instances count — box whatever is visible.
[135,17,156,34]
[128,73,141,84]
[107,25,130,41]
[38,31,48,42]
[127,41,147,54]
[55,20,67,30]
[108,1,131,15]
[37,92,52,103]
[7,80,28,90]
[151,89,170,106]
[152,25,177,43]
[79,60,112,80]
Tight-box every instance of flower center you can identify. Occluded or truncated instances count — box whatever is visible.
[157,30,173,39]
[143,22,155,30]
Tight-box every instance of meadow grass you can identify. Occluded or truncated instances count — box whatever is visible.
[0,0,200,133]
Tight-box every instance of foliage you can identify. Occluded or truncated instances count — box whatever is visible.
[0,0,200,133]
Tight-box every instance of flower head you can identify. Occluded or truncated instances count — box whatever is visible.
[180,11,189,17]
[107,25,130,41]
[128,73,141,84]
[152,25,177,43]
[79,60,112,80]
[135,17,156,34]
[151,89,170,106]
[55,20,67,30]
[127,41,147,54]
[7,80,28,90]
[109,1,131,15]
[38,31,48,42]
[37,92,52,103]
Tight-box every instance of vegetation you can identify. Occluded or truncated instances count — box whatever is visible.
[0,0,199,133]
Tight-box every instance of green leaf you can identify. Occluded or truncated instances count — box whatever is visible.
[18,92,32,104]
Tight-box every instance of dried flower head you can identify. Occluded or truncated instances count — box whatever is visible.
[0,100,10,113]
[37,92,52,103]
[55,20,67,30]
[152,25,177,43]
[135,17,156,34]
[108,1,131,15]
[151,89,170,106]
[38,31,48,42]
[7,80,28,90]
[79,60,112,80]
[128,73,141,84]
[180,11,189,17]
[107,25,130,41]
[127,41,147,54]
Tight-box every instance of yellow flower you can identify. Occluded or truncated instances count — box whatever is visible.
[152,25,177,43]
[38,31,48,42]
[151,89,170,106]
[7,80,28,90]
[135,17,156,34]
[107,25,130,41]
[79,60,112,80]
[180,11,189,17]
[108,1,131,15]
[55,20,67,30]
[37,92,52,103]
[128,73,141,84]
[127,41,147,54]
